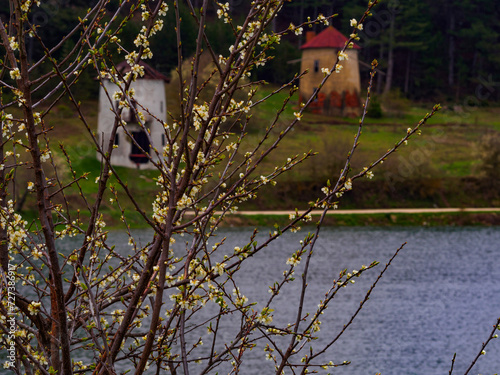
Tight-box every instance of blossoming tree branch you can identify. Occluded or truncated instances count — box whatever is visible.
[1,0,497,374]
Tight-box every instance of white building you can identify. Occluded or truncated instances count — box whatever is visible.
[97,61,169,169]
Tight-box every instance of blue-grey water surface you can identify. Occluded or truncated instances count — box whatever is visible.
[11,226,500,374]
[186,226,500,375]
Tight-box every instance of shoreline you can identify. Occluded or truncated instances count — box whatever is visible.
[215,208,500,227]
[216,207,500,215]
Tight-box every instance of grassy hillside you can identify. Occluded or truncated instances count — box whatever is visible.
[235,85,500,210]
[16,85,500,227]
[246,86,500,179]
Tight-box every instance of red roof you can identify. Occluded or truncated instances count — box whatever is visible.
[301,26,360,50]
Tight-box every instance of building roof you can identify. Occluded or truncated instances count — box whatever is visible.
[115,61,170,81]
[301,26,360,50]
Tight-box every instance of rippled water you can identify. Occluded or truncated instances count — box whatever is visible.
[8,226,500,374]
[196,226,500,375]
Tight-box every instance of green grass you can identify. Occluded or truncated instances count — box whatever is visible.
[12,90,500,227]
[251,85,296,122]
[243,90,499,183]
[7,101,164,229]
[439,160,476,177]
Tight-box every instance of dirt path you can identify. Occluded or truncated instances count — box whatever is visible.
[225,208,500,215]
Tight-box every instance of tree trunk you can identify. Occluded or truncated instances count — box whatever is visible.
[0,136,7,272]
[448,12,455,87]
[376,42,384,95]
[404,51,411,94]
[383,14,395,95]
[298,0,305,47]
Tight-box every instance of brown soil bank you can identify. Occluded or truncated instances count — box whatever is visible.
[240,177,500,211]
[221,212,500,227]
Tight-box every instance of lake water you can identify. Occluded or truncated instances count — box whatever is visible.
[178,226,500,375]
[8,226,500,374]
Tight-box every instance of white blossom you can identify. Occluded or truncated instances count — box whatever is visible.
[10,68,21,80]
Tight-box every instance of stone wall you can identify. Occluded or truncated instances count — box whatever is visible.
[299,48,361,117]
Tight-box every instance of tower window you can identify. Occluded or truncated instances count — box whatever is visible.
[314,60,319,73]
